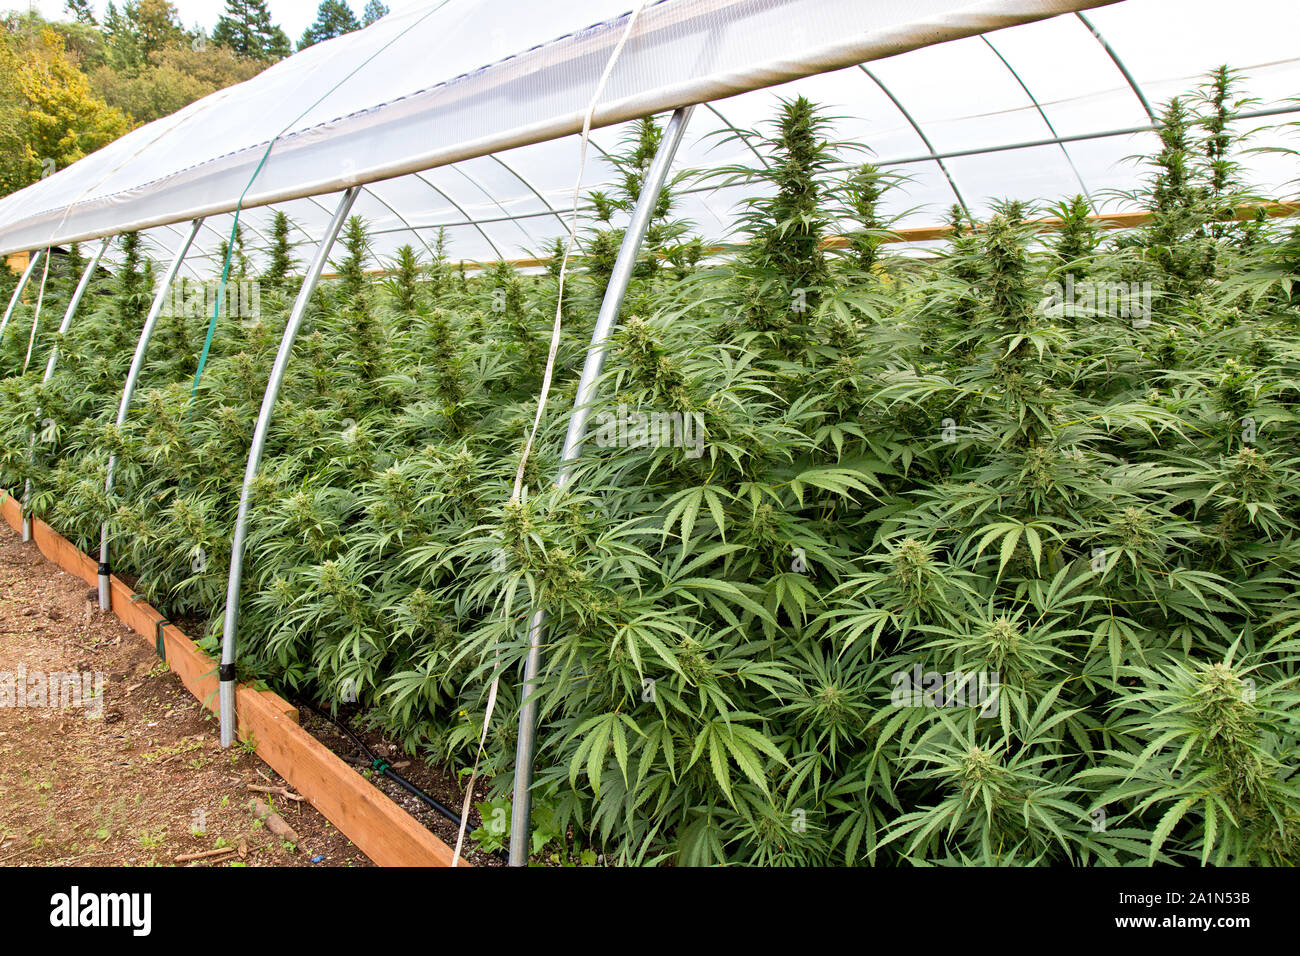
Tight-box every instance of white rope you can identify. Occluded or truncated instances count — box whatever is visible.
[452,0,651,867]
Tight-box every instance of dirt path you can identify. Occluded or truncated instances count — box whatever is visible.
[0,530,371,867]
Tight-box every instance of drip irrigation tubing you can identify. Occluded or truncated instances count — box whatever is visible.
[294,698,508,862]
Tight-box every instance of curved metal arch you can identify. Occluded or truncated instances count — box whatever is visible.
[300,192,431,267]
[1076,11,1157,125]
[43,238,110,383]
[218,188,360,747]
[366,207,585,235]
[142,225,209,284]
[703,101,770,170]
[357,184,441,261]
[509,106,695,866]
[98,218,205,610]
[0,248,46,343]
[446,164,543,249]
[185,204,319,270]
[204,212,274,255]
[578,111,734,235]
[411,171,505,262]
[482,125,696,252]
[252,204,320,250]
[254,202,339,275]
[159,216,273,281]
[858,64,971,220]
[297,191,410,265]
[357,95,1300,245]
[152,222,208,281]
[678,103,753,232]
[487,155,569,231]
[981,35,1095,210]
[22,238,111,540]
[20,243,53,376]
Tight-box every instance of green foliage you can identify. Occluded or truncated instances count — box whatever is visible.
[299,0,361,50]
[362,1,389,27]
[264,212,297,295]
[0,5,274,189]
[101,0,186,74]
[88,42,267,126]
[211,0,291,61]
[3,79,1299,868]
[0,23,130,194]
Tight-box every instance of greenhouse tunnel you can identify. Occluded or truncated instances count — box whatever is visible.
[1,0,1299,866]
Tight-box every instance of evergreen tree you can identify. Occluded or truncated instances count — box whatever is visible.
[299,1,361,49]
[102,0,185,73]
[212,0,291,61]
[102,2,143,71]
[362,1,389,26]
[63,0,97,26]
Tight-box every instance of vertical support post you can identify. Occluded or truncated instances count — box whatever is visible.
[508,106,693,865]
[22,239,110,541]
[98,220,204,611]
[0,249,46,342]
[19,255,52,542]
[219,187,359,748]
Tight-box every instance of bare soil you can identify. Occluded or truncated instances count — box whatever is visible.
[0,530,371,868]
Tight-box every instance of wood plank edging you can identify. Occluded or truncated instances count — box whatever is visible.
[0,492,462,868]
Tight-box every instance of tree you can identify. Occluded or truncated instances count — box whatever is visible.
[102,2,143,70]
[132,0,185,59]
[5,9,107,69]
[299,1,360,49]
[212,0,291,61]
[362,1,389,26]
[64,0,97,26]
[89,43,266,124]
[102,0,185,73]
[0,27,130,196]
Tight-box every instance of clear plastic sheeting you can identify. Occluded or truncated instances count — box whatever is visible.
[3,0,1299,270]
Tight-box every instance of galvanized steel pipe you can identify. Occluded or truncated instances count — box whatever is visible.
[509,106,693,864]
[99,221,204,610]
[22,239,110,541]
[0,248,45,342]
[218,187,359,747]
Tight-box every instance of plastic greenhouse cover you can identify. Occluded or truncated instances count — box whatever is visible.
[0,0,1297,270]
[0,0,1122,258]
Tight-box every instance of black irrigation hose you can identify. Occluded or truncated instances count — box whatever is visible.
[297,698,463,827]
[298,700,511,864]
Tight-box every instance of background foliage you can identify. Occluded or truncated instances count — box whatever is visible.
[0,0,383,197]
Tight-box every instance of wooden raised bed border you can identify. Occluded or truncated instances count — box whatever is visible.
[0,491,460,867]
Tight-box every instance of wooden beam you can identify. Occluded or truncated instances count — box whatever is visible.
[4,252,29,276]
[315,200,1300,275]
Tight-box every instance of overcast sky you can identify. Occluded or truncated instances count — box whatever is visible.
[14,0,426,41]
